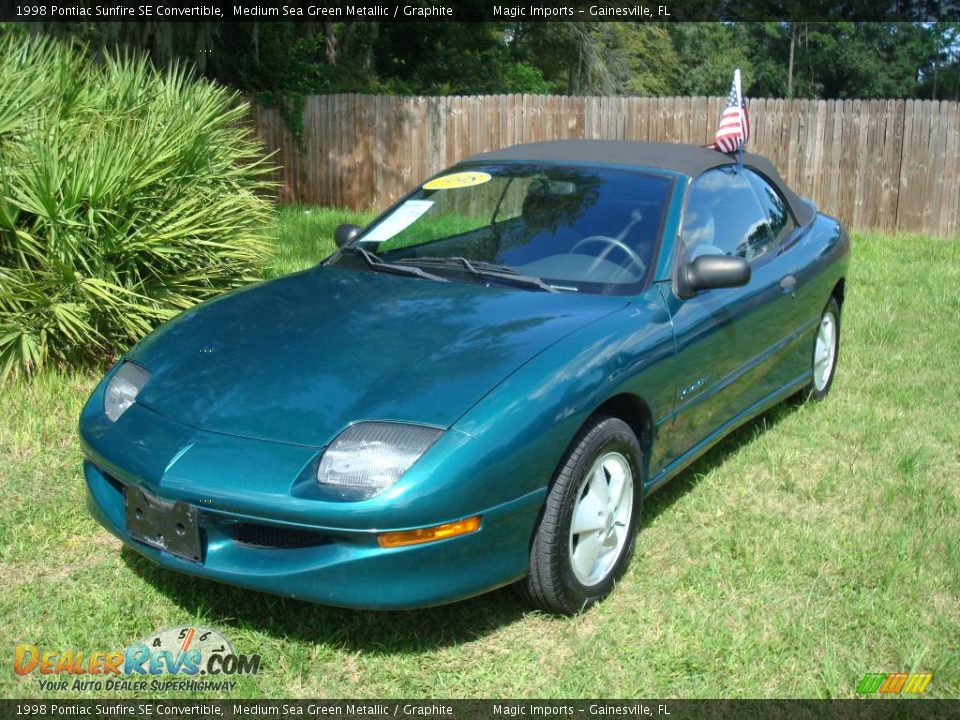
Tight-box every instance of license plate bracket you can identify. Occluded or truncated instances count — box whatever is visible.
[125,485,202,563]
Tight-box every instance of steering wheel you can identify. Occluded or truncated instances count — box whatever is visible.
[571,235,646,277]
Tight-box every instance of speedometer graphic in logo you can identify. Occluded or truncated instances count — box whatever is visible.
[132,625,260,677]
[139,626,234,666]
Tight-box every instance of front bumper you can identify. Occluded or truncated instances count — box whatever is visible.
[85,459,543,609]
[78,384,546,609]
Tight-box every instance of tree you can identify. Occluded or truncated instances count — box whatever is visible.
[796,23,938,98]
[15,20,956,101]
[511,23,678,96]
[667,23,754,96]
[367,22,552,94]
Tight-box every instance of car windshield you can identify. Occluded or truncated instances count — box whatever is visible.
[330,163,672,295]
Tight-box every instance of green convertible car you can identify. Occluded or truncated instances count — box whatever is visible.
[80,141,849,614]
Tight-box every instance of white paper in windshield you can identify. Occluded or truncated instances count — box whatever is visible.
[361,200,434,242]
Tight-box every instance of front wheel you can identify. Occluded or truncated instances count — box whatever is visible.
[518,416,643,615]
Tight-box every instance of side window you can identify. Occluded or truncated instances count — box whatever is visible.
[681,167,775,263]
[745,169,797,246]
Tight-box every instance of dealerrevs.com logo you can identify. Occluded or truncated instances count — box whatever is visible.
[13,626,260,693]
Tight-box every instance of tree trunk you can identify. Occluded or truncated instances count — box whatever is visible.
[932,29,942,101]
[323,22,337,65]
[787,23,796,99]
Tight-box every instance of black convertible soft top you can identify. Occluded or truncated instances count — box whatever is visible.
[467,140,815,226]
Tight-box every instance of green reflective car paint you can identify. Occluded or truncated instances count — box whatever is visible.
[80,142,849,610]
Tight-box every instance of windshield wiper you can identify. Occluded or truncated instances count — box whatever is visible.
[397,256,520,275]
[339,246,448,283]
[396,256,557,293]
[483,270,559,293]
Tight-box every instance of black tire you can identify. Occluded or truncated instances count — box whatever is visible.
[806,296,841,402]
[517,415,643,615]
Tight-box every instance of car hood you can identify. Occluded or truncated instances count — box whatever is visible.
[128,265,629,447]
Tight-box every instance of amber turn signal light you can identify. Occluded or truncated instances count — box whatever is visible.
[377,516,481,548]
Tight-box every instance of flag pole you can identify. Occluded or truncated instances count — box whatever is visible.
[735,68,744,172]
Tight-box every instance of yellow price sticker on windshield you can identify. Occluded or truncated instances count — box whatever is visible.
[423,171,492,190]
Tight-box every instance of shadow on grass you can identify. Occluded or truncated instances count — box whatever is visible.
[121,398,803,652]
[641,399,802,526]
[121,546,530,654]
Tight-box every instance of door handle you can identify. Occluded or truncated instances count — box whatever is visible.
[780,275,797,294]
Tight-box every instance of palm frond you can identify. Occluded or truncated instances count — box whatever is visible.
[0,35,276,379]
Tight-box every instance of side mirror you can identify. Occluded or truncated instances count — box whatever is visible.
[678,255,751,298]
[334,224,362,248]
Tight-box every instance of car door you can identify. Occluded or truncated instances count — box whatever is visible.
[658,166,798,468]
[742,167,812,382]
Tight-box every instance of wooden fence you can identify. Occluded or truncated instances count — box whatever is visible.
[250,95,960,238]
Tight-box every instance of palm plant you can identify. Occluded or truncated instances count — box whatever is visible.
[0,34,275,378]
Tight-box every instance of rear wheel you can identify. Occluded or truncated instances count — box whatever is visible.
[807,297,841,401]
[518,416,643,615]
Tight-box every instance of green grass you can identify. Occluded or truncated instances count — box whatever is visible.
[1,218,958,699]
[268,206,376,277]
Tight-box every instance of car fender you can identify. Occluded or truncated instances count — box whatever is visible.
[452,286,676,509]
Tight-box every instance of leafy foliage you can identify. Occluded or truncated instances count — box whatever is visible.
[29,21,960,102]
[0,34,275,378]
[743,22,944,99]
[667,23,755,96]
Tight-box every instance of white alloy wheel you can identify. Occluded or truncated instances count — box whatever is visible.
[568,451,634,586]
[813,310,838,392]
[520,415,642,614]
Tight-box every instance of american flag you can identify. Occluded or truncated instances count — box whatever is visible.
[710,69,750,154]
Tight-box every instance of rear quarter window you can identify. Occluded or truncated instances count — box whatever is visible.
[745,168,798,246]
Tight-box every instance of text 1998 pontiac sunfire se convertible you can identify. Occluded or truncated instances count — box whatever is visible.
[81,141,849,614]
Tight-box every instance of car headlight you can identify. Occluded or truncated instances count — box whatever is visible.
[104,362,151,422]
[317,422,443,498]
